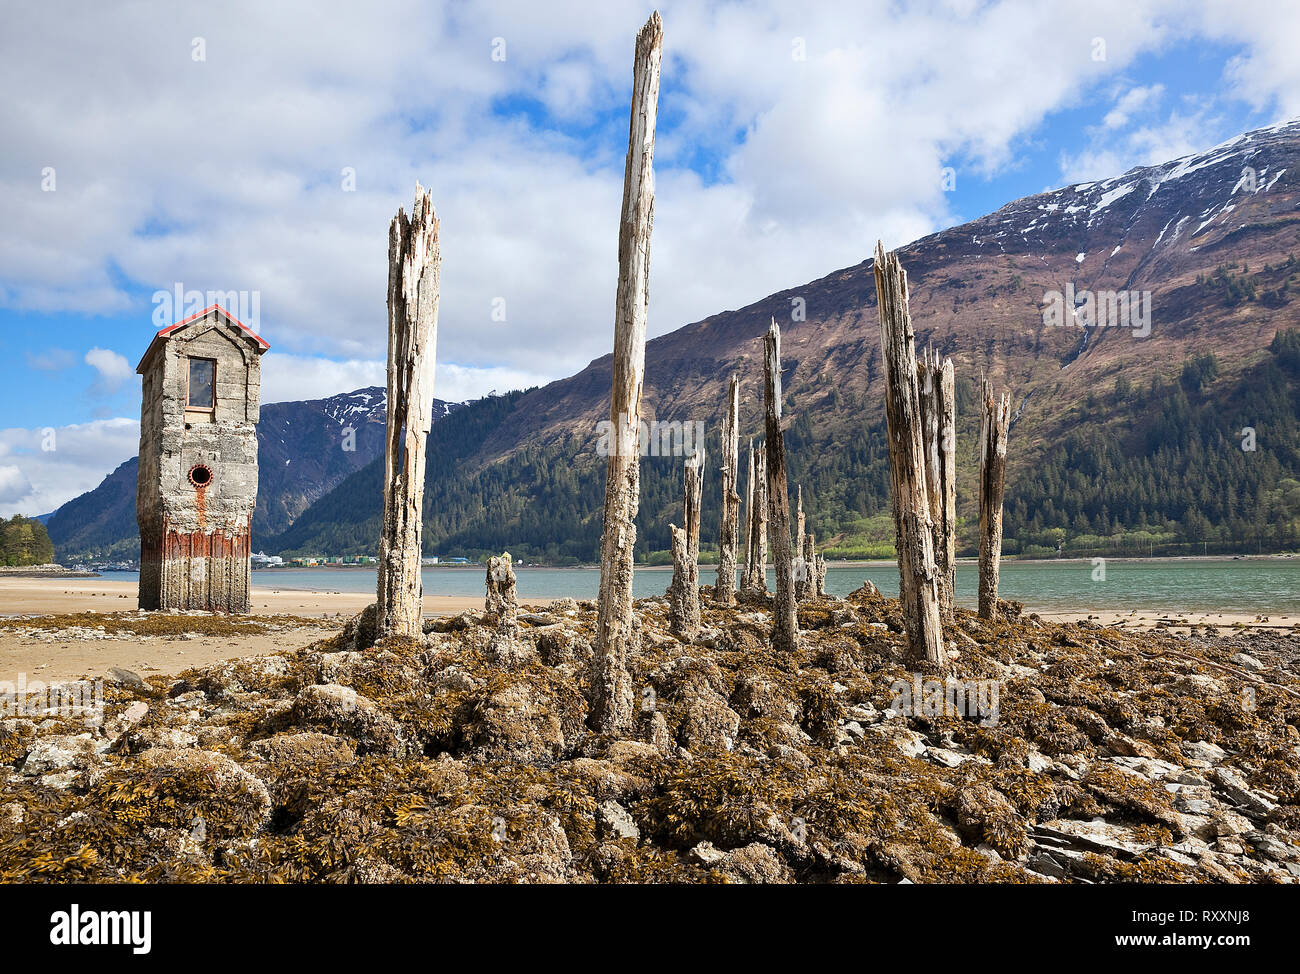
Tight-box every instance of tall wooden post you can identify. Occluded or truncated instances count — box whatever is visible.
[715,375,741,605]
[874,243,945,667]
[744,441,768,592]
[919,348,957,620]
[978,380,1012,620]
[591,11,662,735]
[376,183,440,642]
[669,445,705,639]
[796,485,806,559]
[764,319,800,653]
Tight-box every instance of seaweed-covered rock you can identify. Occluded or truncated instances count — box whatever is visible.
[292,684,412,758]
[1,595,1296,884]
[676,685,741,753]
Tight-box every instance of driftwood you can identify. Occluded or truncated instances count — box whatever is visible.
[918,348,957,619]
[743,438,768,592]
[978,380,1012,620]
[591,12,662,735]
[873,243,945,667]
[715,375,741,605]
[763,320,800,653]
[669,446,705,639]
[376,184,441,642]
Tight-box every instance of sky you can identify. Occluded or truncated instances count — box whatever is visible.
[2,0,1300,518]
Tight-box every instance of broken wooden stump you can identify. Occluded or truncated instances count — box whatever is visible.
[743,439,768,593]
[764,319,800,653]
[795,484,806,558]
[485,551,531,665]
[485,552,518,633]
[978,379,1012,620]
[668,446,705,640]
[592,11,662,735]
[874,242,945,667]
[376,183,441,643]
[715,374,741,606]
[797,531,827,602]
[794,492,826,604]
[796,532,812,602]
[918,347,957,620]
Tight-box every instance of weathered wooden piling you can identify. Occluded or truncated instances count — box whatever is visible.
[485,551,529,664]
[799,530,826,601]
[376,183,441,642]
[591,11,662,734]
[796,485,806,557]
[715,375,741,605]
[743,439,768,592]
[873,242,945,667]
[763,319,800,653]
[918,348,957,620]
[669,445,705,639]
[485,551,518,634]
[978,380,1012,620]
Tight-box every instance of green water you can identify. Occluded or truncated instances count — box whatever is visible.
[150,556,1300,615]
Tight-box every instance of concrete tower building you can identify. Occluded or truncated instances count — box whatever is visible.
[136,305,269,612]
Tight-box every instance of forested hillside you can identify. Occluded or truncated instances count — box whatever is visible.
[268,331,1300,562]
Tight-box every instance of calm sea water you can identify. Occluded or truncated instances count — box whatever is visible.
[100,557,1300,614]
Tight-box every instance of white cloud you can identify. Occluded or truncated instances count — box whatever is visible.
[1104,84,1165,128]
[260,352,553,405]
[0,466,33,506]
[84,347,133,397]
[3,0,1299,401]
[260,354,387,405]
[0,419,139,518]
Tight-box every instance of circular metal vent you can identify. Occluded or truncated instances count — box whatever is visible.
[188,464,213,488]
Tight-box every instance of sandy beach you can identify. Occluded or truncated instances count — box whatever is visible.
[2,576,1294,685]
[0,578,544,684]
[0,577,498,618]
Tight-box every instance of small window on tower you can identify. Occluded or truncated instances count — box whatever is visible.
[187,358,215,410]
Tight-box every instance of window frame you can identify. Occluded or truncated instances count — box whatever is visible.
[185,356,217,413]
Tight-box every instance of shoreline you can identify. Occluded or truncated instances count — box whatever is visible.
[0,577,1294,684]
[248,551,1300,571]
[3,577,1298,626]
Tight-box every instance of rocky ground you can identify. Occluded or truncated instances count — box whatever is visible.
[1,586,1298,883]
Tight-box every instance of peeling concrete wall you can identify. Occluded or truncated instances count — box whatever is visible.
[137,313,263,613]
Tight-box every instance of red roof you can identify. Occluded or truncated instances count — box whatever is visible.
[137,304,270,373]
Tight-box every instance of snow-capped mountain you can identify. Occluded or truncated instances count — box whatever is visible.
[45,388,464,560]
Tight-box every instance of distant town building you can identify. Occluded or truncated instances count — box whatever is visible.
[136,305,269,612]
[251,552,284,569]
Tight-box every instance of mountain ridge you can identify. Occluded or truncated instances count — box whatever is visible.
[45,388,463,562]
[52,117,1300,563]
[270,116,1300,561]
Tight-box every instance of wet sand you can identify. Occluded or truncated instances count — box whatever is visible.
[0,578,552,684]
[0,577,504,618]
[2,578,1292,685]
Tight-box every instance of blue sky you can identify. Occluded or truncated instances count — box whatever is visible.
[2,0,1299,516]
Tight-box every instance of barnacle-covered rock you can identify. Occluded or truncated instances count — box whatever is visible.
[21,733,108,776]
